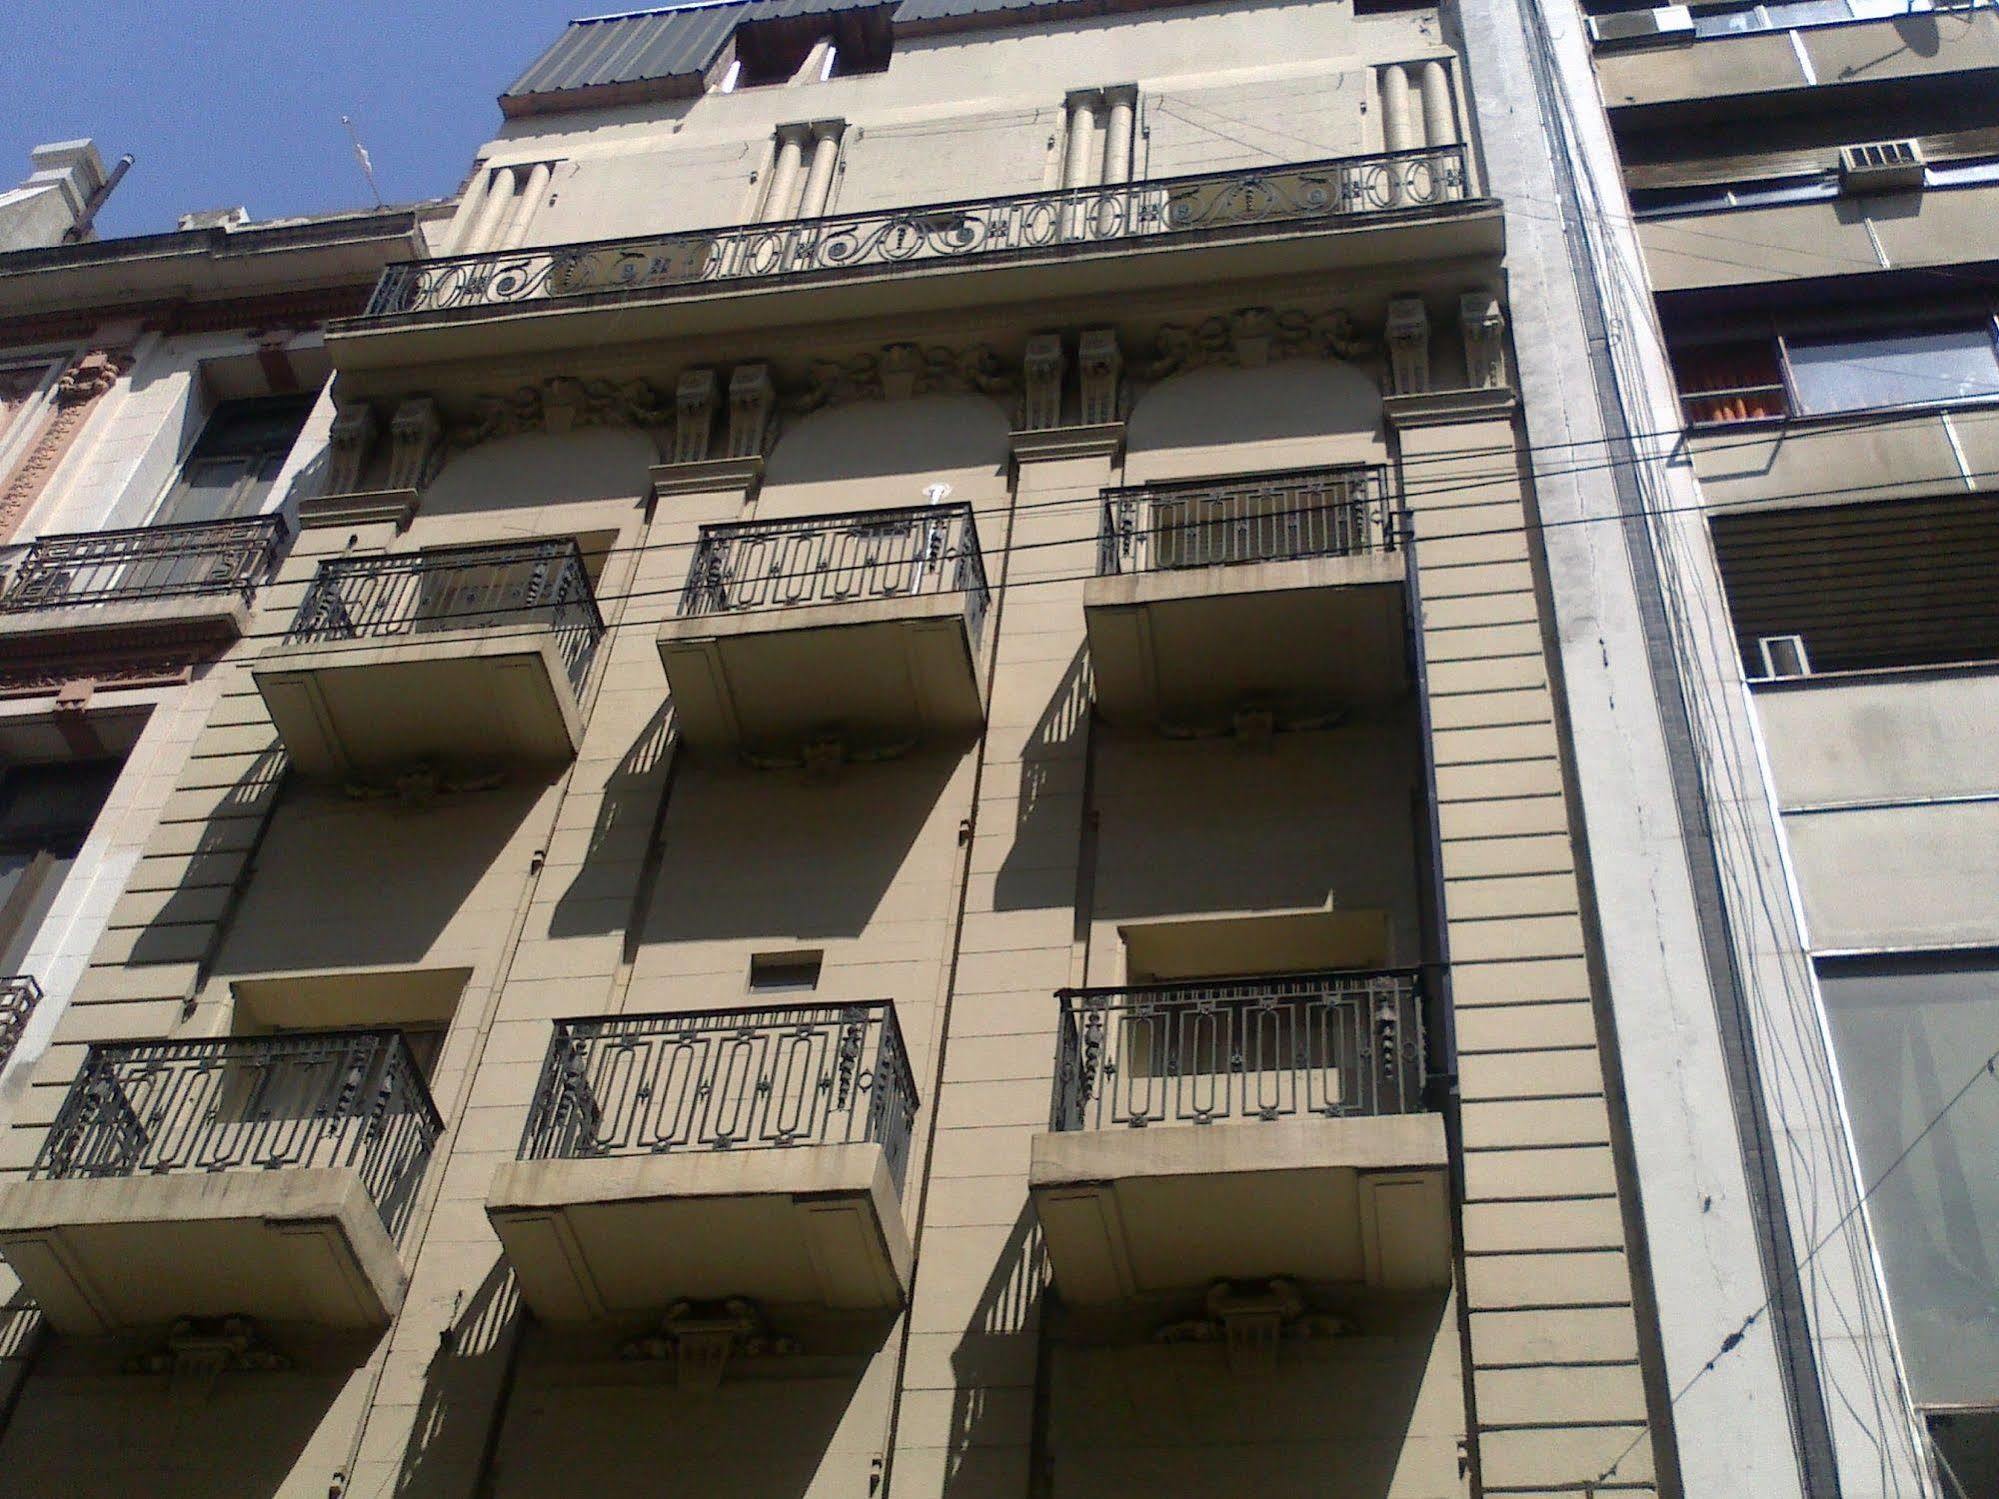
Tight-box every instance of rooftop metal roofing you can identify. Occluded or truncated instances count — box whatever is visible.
[504,1,888,103]
[502,0,1176,110]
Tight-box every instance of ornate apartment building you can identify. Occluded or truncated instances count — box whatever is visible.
[0,0,1982,1495]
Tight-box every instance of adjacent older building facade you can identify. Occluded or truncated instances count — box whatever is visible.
[0,144,443,1127]
[0,0,1981,1495]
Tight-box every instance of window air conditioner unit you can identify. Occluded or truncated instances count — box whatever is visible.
[1587,6,1694,44]
[1839,140,1925,194]
[1756,634,1812,680]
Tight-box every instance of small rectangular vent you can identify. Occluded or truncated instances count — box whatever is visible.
[749,951,823,992]
[1839,140,1925,193]
[1756,634,1812,680]
[1587,6,1694,44]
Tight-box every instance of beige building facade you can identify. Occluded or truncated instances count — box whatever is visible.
[2,0,1975,1493]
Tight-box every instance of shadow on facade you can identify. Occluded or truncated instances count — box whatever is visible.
[481,1309,895,1497]
[125,744,288,965]
[639,746,965,942]
[548,700,674,941]
[993,645,1092,916]
[1042,1290,1453,1498]
[395,1256,523,1498]
[1085,714,1424,928]
[197,773,554,975]
[939,1206,1048,1498]
[0,1316,383,1497]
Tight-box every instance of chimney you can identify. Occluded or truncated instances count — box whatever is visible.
[0,140,108,251]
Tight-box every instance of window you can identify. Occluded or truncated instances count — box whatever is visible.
[1818,956,1999,1409]
[1689,0,1939,37]
[155,395,314,528]
[1673,340,1790,424]
[1787,324,1999,415]
[1674,318,1999,426]
[1630,174,1837,219]
[0,760,121,973]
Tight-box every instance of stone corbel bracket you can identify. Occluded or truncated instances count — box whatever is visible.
[618,1297,798,1389]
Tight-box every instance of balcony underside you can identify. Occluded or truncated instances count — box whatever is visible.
[0,1167,407,1334]
[0,593,253,663]
[658,594,985,758]
[254,630,585,778]
[1030,1115,1450,1305]
[1085,555,1407,732]
[327,204,1503,378]
[486,1142,912,1322]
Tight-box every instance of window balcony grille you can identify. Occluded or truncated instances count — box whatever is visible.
[1050,970,1427,1132]
[0,1029,444,1332]
[1031,972,1449,1303]
[490,1001,921,1319]
[1098,466,1394,576]
[0,516,288,614]
[1083,467,1409,731]
[682,502,988,637]
[259,538,606,776]
[34,1029,442,1239]
[352,146,1474,325]
[660,504,990,756]
[520,1001,919,1192]
[0,975,41,1070]
[287,537,604,696]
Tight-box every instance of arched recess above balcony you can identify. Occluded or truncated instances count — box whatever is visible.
[760,391,1011,509]
[1126,358,1387,484]
[422,425,659,519]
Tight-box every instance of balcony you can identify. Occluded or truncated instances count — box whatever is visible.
[0,975,41,1069]
[487,1001,919,1321]
[658,503,989,760]
[326,148,1492,368]
[0,1030,442,1333]
[254,538,604,778]
[1084,467,1408,733]
[1029,972,1449,1306]
[0,516,287,668]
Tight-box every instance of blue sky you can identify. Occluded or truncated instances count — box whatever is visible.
[0,1,629,238]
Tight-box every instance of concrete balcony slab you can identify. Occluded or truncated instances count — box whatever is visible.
[658,593,986,759]
[486,1141,913,1322]
[1030,1114,1451,1304]
[0,1166,408,1334]
[254,629,587,778]
[1085,554,1407,733]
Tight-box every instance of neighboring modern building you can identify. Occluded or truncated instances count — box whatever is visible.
[1524,1,1999,1493]
[0,1,1981,1496]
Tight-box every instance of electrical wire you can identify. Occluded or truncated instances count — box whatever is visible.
[1587,1051,1999,1490]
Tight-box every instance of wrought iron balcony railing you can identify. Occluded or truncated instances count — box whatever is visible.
[286,537,605,693]
[1051,970,1426,1131]
[0,515,289,613]
[680,502,990,641]
[353,145,1473,324]
[0,975,42,1070]
[519,1001,921,1193]
[1099,466,1395,576]
[33,1029,444,1239]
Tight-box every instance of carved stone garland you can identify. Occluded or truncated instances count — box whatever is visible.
[0,350,130,545]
